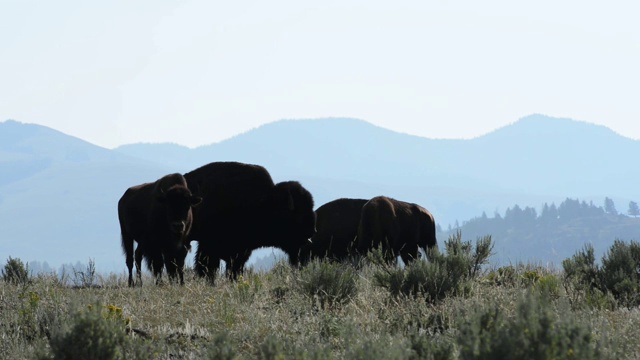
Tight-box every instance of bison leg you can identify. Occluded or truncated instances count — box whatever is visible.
[400,246,420,266]
[164,248,188,285]
[200,257,220,284]
[176,246,189,285]
[122,233,135,287]
[151,256,164,285]
[164,255,178,283]
[227,251,250,280]
[176,254,186,285]
[195,242,219,284]
[134,246,144,286]
[381,236,400,265]
[126,255,134,287]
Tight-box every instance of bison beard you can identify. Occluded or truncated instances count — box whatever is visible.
[357,196,437,265]
[184,162,316,283]
[118,173,201,287]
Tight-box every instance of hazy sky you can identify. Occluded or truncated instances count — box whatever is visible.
[1,0,639,148]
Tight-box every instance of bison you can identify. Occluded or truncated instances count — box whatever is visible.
[118,173,202,286]
[357,196,437,265]
[184,161,316,282]
[294,198,368,266]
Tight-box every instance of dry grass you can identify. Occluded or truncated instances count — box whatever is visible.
[2,258,640,359]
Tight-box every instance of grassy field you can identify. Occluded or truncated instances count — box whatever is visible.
[2,235,640,359]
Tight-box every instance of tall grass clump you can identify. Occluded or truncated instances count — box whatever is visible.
[2,257,30,285]
[298,259,358,309]
[374,232,493,302]
[71,258,97,288]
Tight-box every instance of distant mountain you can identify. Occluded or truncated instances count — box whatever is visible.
[467,115,639,195]
[115,115,640,195]
[0,120,176,271]
[0,119,122,187]
[2,115,639,271]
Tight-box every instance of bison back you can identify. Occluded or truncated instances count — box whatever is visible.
[310,198,368,260]
[184,161,276,241]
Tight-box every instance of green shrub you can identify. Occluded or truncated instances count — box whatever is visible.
[364,243,391,266]
[563,240,640,308]
[444,231,493,278]
[344,336,411,360]
[562,244,603,309]
[599,240,640,307]
[408,333,456,360]
[297,346,333,360]
[319,313,343,340]
[562,245,598,287]
[45,304,129,360]
[375,232,492,302]
[206,332,237,360]
[298,260,358,309]
[256,335,285,360]
[2,257,30,285]
[522,269,542,284]
[535,274,561,298]
[374,257,469,302]
[456,291,608,360]
[483,266,518,286]
[254,335,332,360]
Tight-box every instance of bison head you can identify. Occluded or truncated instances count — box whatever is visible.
[418,209,438,258]
[269,181,316,254]
[158,185,202,238]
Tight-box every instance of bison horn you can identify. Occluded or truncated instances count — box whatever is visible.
[157,188,167,202]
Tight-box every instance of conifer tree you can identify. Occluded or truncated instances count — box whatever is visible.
[604,197,618,215]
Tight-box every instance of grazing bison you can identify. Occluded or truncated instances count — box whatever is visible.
[184,161,316,282]
[357,196,437,265]
[294,198,368,266]
[118,173,202,286]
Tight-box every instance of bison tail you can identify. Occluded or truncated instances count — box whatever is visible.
[121,232,133,256]
[141,252,154,272]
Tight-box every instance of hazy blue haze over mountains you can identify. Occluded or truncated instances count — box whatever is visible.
[1,115,639,272]
[115,115,640,197]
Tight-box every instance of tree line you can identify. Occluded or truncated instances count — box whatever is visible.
[440,197,640,265]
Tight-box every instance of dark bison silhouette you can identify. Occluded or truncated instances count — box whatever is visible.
[357,196,437,264]
[118,173,202,286]
[294,198,368,266]
[184,161,316,282]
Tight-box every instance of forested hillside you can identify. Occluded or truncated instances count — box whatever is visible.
[442,197,640,265]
